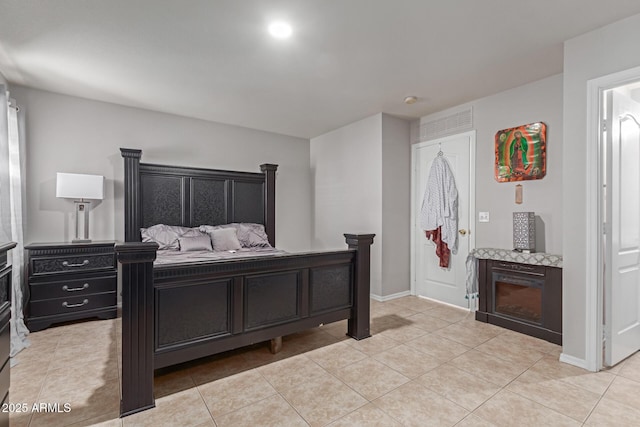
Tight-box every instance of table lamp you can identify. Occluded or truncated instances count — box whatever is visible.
[56,173,104,243]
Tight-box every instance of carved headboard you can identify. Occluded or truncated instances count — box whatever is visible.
[120,148,277,246]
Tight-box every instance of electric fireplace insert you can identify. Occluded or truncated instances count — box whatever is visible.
[476,259,562,344]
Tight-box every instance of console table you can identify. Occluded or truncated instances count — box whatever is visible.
[471,248,562,345]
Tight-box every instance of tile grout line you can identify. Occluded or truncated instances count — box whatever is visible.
[496,367,601,425]
[582,373,640,423]
[26,330,63,427]
[193,372,219,426]
[254,365,310,426]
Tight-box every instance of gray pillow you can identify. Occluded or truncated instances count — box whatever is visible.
[199,223,271,248]
[199,224,235,234]
[180,228,208,238]
[235,223,271,248]
[140,224,205,250]
[178,235,213,252]
[209,227,242,251]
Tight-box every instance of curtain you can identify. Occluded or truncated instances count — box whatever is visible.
[0,86,29,361]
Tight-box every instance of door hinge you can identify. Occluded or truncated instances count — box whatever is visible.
[602,121,607,132]
[602,222,607,235]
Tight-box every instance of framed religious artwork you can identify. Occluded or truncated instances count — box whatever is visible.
[494,122,547,182]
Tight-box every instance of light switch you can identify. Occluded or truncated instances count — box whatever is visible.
[479,212,490,223]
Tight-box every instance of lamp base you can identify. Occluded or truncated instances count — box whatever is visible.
[74,200,92,242]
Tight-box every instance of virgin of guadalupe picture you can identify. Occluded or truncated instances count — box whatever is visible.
[494,122,547,182]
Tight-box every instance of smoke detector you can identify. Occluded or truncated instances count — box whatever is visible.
[404,96,418,105]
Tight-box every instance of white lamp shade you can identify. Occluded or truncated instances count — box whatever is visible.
[56,173,104,200]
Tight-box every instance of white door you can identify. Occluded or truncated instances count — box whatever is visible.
[412,132,474,308]
[604,89,640,366]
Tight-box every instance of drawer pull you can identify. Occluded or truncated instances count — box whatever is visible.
[62,299,89,308]
[62,260,90,268]
[62,283,90,292]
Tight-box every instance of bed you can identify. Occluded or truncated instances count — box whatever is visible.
[116,148,375,417]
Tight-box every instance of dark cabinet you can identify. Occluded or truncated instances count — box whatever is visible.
[0,242,16,427]
[25,241,117,332]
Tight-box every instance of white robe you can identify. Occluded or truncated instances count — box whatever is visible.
[420,155,459,253]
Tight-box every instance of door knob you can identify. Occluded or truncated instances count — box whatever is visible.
[459,229,467,235]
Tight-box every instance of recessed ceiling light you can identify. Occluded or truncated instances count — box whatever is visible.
[268,21,292,39]
[404,96,418,105]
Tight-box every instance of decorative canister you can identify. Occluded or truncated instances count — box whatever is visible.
[513,212,535,252]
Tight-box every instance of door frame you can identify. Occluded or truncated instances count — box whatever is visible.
[585,65,640,372]
[410,131,476,296]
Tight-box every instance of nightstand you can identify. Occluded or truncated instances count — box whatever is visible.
[25,241,117,332]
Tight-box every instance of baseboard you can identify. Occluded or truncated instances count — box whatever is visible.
[417,295,473,312]
[370,290,411,302]
[559,353,592,371]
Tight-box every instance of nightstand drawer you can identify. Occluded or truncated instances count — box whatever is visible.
[0,265,9,307]
[29,292,116,318]
[0,355,8,409]
[30,275,116,301]
[0,309,9,370]
[30,252,114,276]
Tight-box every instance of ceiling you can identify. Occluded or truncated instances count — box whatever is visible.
[1,1,640,139]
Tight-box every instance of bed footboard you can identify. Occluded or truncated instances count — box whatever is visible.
[117,233,374,417]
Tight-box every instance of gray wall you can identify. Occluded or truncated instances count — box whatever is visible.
[473,74,563,254]
[381,114,411,297]
[11,86,312,252]
[310,113,411,299]
[310,114,384,296]
[417,74,564,255]
[562,13,640,362]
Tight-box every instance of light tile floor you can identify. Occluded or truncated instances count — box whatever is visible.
[9,296,640,426]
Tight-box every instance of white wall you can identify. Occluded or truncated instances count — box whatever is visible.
[417,74,564,254]
[311,114,384,296]
[381,114,411,297]
[11,86,312,252]
[562,13,640,362]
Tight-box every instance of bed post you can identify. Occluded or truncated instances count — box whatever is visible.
[121,148,143,242]
[260,163,278,247]
[117,242,158,417]
[344,233,375,340]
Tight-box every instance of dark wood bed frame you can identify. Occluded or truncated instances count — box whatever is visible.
[116,148,374,417]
